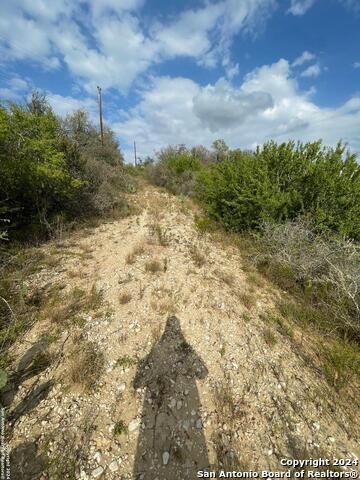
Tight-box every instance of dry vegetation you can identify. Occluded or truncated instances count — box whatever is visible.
[68,338,105,391]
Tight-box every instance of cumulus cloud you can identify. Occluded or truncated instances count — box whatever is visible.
[354,62,360,69]
[301,63,321,77]
[112,59,360,161]
[0,0,277,92]
[193,79,273,131]
[287,0,316,15]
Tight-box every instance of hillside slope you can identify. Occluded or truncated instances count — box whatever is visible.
[5,184,360,479]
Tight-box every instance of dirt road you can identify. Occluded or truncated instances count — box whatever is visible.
[6,185,360,479]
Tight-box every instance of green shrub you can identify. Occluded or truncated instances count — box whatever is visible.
[145,145,201,196]
[196,141,360,240]
[0,94,130,241]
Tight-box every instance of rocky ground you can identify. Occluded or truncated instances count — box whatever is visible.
[4,184,360,479]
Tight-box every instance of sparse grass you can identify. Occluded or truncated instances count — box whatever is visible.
[31,350,52,373]
[277,299,329,331]
[215,269,235,287]
[68,340,105,391]
[115,355,137,368]
[43,284,103,325]
[41,254,62,268]
[219,345,226,357]
[126,243,145,265]
[151,324,162,344]
[145,258,162,273]
[257,260,297,292]
[194,215,218,235]
[263,312,294,338]
[263,328,277,347]
[189,245,206,267]
[237,291,256,310]
[113,420,128,436]
[119,292,132,304]
[151,298,177,315]
[246,273,264,288]
[322,341,360,391]
[67,268,87,278]
[148,223,170,246]
[213,373,238,425]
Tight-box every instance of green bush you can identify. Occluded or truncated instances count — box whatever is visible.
[145,146,201,195]
[196,141,360,240]
[0,93,129,241]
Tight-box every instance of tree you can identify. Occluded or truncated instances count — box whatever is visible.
[212,139,229,163]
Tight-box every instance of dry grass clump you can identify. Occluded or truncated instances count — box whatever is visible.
[246,273,264,288]
[211,372,247,470]
[68,340,105,391]
[148,223,170,246]
[126,243,145,265]
[189,245,206,267]
[215,269,235,287]
[237,290,256,310]
[42,284,103,325]
[145,258,162,273]
[263,327,277,347]
[151,298,177,315]
[67,268,88,279]
[119,291,132,304]
[151,324,162,344]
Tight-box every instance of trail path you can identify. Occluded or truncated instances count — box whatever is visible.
[7,184,360,479]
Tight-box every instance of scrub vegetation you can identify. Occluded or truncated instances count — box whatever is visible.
[143,138,360,389]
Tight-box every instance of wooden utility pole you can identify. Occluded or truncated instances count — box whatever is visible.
[134,140,137,166]
[97,86,104,146]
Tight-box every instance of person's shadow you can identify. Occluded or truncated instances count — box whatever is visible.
[133,315,210,479]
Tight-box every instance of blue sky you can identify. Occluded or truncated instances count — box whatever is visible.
[0,0,359,161]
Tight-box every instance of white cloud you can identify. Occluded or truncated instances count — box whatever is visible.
[301,63,321,77]
[112,59,360,162]
[354,62,360,69]
[46,93,98,122]
[288,0,317,15]
[193,78,273,131]
[0,75,31,101]
[339,0,360,13]
[0,0,277,92]
[292,51,316,67]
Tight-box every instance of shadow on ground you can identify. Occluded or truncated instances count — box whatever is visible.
[133,315,210,479]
